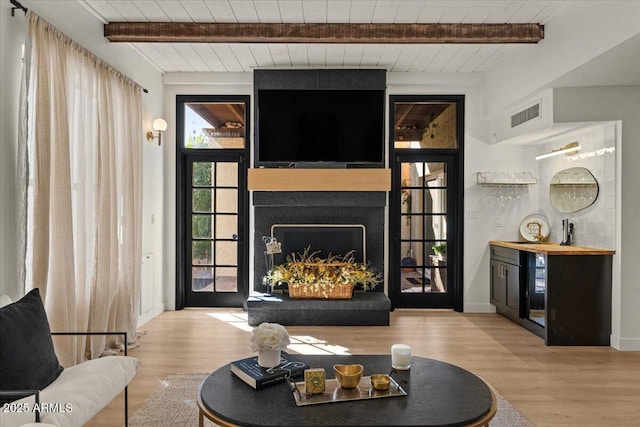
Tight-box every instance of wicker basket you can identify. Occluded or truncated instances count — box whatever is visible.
[288,283,355,299]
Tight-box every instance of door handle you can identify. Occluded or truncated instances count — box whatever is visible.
[498,264,506,278]
[232,233,238,240]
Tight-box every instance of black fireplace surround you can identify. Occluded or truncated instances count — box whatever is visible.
[253,191,385,293]
[248,69,391,326]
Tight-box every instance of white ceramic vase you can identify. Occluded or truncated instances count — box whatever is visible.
[258,348,281,368]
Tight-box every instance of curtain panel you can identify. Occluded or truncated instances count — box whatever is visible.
[23,12,143,366]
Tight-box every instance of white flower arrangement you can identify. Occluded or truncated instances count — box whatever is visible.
[250,322,290,352]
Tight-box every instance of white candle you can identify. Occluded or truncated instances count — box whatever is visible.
[391,344,412,370]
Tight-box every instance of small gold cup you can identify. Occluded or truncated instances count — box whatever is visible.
[370,374,391,391]
[333,364,363,389]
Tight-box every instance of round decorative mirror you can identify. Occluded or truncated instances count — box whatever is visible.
[549,167,599,213]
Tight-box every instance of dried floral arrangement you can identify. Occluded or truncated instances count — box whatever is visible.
[264,247,381,298]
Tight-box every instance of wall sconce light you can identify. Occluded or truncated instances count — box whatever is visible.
[146,118,167,146]
[535,141,581,160]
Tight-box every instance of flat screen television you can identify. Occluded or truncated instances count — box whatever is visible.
[256,89,385,167]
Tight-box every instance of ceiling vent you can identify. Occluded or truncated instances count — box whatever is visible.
[510,103,540,128]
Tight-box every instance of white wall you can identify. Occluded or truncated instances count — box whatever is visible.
[2,0,166,325]
[464,141,540,312]
[0,1,26,301]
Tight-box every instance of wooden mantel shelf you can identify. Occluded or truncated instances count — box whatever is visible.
[248,168,391,192]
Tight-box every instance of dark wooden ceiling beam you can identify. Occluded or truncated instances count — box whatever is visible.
[104,22,543,44]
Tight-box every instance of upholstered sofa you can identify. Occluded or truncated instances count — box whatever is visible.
[0,290,140,427]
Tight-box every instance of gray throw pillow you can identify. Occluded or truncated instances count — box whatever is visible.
[0,288,64,403]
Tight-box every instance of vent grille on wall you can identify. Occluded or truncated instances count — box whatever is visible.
[510,103,540,128]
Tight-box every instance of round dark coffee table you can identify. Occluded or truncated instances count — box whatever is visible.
[198,354,496,427]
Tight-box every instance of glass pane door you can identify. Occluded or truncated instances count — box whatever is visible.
[393,156,456,308]
[400,161,448,293]
[177,95,249,308]
[390,95,463,310]
[186,158,246,307]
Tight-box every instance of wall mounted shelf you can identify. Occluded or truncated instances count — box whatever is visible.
[476,171,537,186]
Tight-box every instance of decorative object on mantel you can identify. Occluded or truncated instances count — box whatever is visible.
[250,322,291,368]
[264,247,381,299]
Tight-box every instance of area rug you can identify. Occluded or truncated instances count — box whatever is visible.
[129,372,532,427]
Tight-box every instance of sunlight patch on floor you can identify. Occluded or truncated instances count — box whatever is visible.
[288,335,351,355]
[207,312,253,332]
[205,314,350,354]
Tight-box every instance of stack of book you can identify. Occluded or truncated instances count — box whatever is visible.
[230,351,308,390]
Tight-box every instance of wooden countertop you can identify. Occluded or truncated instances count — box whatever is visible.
[490,241,615,255]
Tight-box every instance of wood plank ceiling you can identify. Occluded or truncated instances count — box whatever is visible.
[85,0,568,73]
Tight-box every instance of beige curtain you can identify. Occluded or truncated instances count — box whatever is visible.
[24,12,143,366]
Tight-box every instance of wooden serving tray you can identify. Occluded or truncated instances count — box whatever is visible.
[288,376,407,407]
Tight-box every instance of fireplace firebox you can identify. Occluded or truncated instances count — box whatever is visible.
[253,191,385,293]
[270,224,366,265]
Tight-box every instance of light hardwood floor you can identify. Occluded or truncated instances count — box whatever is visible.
[87,308,640,426]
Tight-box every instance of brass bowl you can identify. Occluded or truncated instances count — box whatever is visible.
[333,364,364,389]
[370,374,391,391]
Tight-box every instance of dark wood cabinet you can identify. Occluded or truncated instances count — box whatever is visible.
[490,242,614,346]
[489,246,523,321]
[543,254,612,345]
[489,260,505,306]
